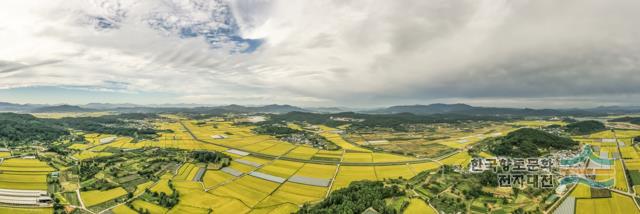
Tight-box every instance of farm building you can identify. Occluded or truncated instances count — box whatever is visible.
[0,189,51,206]
[221,167,244,177]
[211,135,227,139]
[249,171,286,183]
[364,140,389,146]
[226,149,249,156]
[192,167,206,182]
[601,138,616,143]
[235,159,262,167]
[100,136,117,144]
[288,175,331,187]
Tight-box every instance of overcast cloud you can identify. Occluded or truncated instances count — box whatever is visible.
[0,0,639,107]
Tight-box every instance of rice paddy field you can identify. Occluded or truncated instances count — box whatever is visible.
[404,198,437,214]
[228,161,257,173]
[72,150,113,160]
[83,133,117,145]
[293,163,337,179]
[210,175,281,207]
[440,152,472,166]
[611,130,640,138]
[131,199,168,214]
[112,204,138,214]
[284,146,318,160]
[174,185,251,214]
[589,130,617,139]
[342,152,373,162]
[80,187,128,207]
[174,163,198,181]
[331,166,378,191]
[0,173,48,190]
[259,143,296,156]
[375,165,416,180]
[257,160,304,178]
[620,146,639,159]
[249,204,299,214]
[68,143,91,150]
[312,150,343,161]
[0,207,53,214]
[134,181,154,195]
[508,120,567,127]
[372,153,416,163]
[614,160,629,192]
[346,123,513,156]
[571,183,592,198]
[90,137,133,151]
[318,125,371,152]
[255,181,327,207]
[0,158,54,173]
[240,140,279,153]
[409,162,441,172]
[150,173,174,195]
[202,170,234,188]
[0,151,11,158]
[237,156,271,166]
[627,159,640,170]
[0,158,53,190]
[575,192,640,214]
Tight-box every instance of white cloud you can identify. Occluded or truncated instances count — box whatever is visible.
[1,0,640,107]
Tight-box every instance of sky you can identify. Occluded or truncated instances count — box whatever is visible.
[1,0,640,108]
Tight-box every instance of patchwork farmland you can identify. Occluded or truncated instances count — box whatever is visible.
[2,110,640,214]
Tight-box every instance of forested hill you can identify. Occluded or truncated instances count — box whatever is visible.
[489,128,579,158]
[0,113,160,145]
[609,117,640,125]
[564,120,606,135]
[30,105,97,113]
[297,180,404,214]
[0,113,68,145]
[369,103,598,116]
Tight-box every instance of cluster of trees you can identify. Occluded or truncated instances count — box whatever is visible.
[564,120,606,135]
[131,180,180,212]
[490,128,578,158]
[475,170,498,186]
[77,156,126,180]
[253,124,301,136]
[47,144,71,155]
[144,188,180,208]
[297,180,404,214]
[430,195,466,213]
[192,151,230,166]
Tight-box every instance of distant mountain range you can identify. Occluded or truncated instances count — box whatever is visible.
[0,102,44,112]
[30,105,97,113]
[2,101,640,116]
[369,103,596,116]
